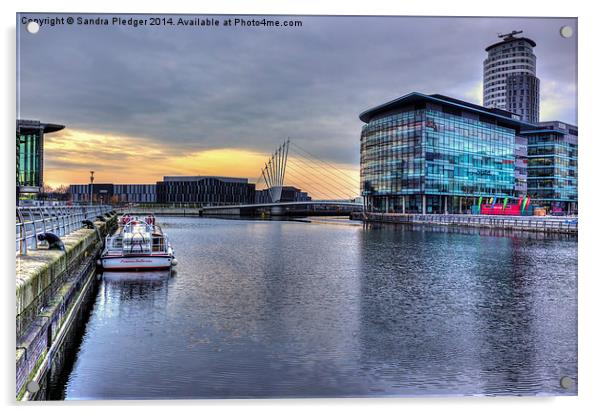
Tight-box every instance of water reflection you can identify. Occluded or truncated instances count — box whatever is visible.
[357,226,577,396]
[51,217,577,399]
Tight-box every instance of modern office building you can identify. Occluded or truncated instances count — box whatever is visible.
[114,184,156,203]
[522,121,578,214]
[69,183,157,204]
[69,183,115,204]
[16,119,64,202]
[483,31,540,123]
[255,186,311,203]
[156,176,255,205]
[359,92,534,214]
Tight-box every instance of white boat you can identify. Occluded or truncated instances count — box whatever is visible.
[99,214,177,270]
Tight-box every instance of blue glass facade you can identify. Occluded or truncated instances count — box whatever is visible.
[523,121,578,213]
[360,93,529,214]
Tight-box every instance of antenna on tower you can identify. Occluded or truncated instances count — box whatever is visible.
[498,30,523,40]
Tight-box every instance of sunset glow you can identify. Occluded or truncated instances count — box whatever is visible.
[44,129,360,199]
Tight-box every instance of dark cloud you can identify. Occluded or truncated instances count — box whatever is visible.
[18,15,577,166]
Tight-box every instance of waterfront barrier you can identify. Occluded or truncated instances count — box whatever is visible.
[16,205,113,255]
[16,212,118,400]
[122,206,201,216]
[353,212,578,235]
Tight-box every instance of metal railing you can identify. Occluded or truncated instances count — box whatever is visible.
[16,205,113,256]
[360,212,578,234]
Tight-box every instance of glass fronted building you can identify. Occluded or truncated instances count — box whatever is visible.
[16,119,64,202]
[156,176,256,205]
[69,183,157,204]
[522,121,578,214]
[359,93,533,214]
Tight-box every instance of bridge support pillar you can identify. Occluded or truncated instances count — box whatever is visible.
[422,195,426,214]
[402,196,405,214]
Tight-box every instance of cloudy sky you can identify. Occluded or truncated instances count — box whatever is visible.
[17,14,577,194]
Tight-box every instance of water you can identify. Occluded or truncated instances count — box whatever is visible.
[49,217,578,399]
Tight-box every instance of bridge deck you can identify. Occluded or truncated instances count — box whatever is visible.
[202,201,363,210]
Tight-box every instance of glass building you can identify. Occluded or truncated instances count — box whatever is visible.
[69,183,157,204]
[156,176,256,205]
[16,119,64,202]
[359,93,533,214]
[522,121,578,214]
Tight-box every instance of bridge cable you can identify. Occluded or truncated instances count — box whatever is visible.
[287,159,355,200]
[290,142,359,186]
[286,160,356,200]
[285,162,347,199]
[287,153,359,197]
[287,154,358,197]
[287,148,359,193]
[284,168,338,200]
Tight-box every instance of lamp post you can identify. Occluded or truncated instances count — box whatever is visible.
[89,170,94,206]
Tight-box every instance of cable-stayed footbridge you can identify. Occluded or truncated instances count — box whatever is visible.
[202,140,363,216]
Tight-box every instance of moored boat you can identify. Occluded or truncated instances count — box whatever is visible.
[99,214,177,270]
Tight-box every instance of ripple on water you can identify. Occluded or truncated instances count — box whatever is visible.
[51,217,577,399]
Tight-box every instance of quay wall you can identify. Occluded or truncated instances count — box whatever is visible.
[16,214,118,400]
[353,212,578,235]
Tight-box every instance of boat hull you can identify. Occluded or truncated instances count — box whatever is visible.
[101,255,173,270]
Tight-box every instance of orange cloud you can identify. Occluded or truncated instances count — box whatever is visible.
[43,129,359,199]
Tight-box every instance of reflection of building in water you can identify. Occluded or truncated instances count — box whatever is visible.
[184,222,364,391]
[356,227,508,394]
[356,227,576,395]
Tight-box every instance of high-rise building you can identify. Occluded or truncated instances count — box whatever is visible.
[483,31,540,123]
[16,119,64,202]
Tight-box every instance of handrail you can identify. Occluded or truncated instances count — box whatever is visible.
[16,205,113,256]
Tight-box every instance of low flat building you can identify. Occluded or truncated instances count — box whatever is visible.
[69,183,114,204]
[114,184,156,203]
[255,186,311,203]
[69,183,156,204]
[156,176,255,205]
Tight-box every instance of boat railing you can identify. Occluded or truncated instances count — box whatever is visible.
[104,214,169,256]
[16,205,113,256]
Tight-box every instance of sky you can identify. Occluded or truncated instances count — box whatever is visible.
[17,14,577,196]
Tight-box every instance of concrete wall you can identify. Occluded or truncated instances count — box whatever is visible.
[16,214,117,400]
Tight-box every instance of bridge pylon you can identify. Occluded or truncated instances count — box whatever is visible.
[260,139,290,202]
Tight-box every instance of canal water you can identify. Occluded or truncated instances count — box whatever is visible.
[49,217,577,399]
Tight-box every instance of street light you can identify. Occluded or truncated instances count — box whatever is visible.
[89,171,94,206]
